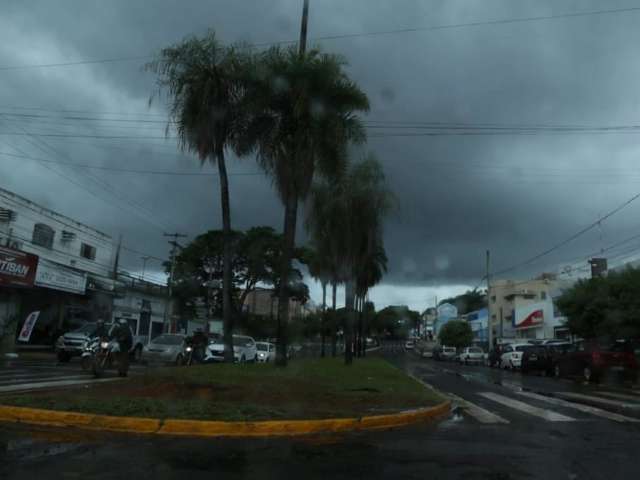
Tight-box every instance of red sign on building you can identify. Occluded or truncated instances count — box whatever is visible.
[0,245,38,288]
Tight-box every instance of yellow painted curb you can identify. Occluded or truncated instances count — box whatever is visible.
[0,401,450,438]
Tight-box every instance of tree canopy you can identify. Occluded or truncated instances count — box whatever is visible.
[170,226,308,318]
[556,267,640,340]
[438,321,474,349]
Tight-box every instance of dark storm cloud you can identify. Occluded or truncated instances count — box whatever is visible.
[3,0,640,307]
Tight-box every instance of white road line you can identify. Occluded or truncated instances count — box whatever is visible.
[447,392,509,424]
[479,392,576,422]
[0,377,120,393]
[516,391,640,423]
[557,392,639,408]
[0,375,93,386]
[594,391,640,403]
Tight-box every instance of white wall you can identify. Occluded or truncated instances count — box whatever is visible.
[0,188,114,279]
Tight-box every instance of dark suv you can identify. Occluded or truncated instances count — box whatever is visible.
[521,342,571,375]
[550,340,638,383]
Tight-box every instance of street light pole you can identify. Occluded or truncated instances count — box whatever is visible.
[299,0,310,56]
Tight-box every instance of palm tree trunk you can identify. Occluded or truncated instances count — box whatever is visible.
[344,280,355,365]
[357,295,364,358]
[217,152,234,363]
[320,281,327,358]
[275,191,298,366]
[362,292,368,357]
[331,281,337,357]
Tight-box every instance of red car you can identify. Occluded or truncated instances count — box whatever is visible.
[551,340,638,383]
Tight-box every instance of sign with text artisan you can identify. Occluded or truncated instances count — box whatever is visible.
[0,245,38,288]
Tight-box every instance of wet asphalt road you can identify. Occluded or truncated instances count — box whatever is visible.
[1,346,639,479]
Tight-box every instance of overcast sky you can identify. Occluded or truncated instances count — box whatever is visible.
[3,0,640,311]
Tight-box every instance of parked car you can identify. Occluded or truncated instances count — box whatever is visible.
[55,323,103,362]
[203,335,257,363]
[416,339,437,358]
[434,345,457,361]
[500,343,533,369]
[141,334,188,365]
[458,346,485,365]
[521,342,571,375]
[404,339,415,350]
[551,340,639,383]
[255,341,276,363]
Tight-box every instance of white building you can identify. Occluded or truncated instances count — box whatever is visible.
[0,187,117,345]
[489,275,574,342]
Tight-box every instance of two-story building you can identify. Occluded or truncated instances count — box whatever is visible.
[0,187,117,346]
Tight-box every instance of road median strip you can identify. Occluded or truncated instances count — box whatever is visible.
[0,401,450,437]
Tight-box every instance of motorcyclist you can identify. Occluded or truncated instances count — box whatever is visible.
[189,329,208,363]
[94,318,109,339]
[111,318,133,377]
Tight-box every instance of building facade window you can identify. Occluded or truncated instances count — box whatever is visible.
[32,223,55,249]
[491,295,496,303]
[80,243,96,260]
[541,291,547,300]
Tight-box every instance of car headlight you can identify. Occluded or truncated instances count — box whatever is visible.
[100,341,109,349]
[258,352,266,357]
[186,346,193,352]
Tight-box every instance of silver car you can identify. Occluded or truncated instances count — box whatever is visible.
[141,334,188,365]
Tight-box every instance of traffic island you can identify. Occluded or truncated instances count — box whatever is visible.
[0,358,450,437]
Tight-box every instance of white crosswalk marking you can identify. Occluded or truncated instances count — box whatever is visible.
[594,391,640,403]
[0,377,119,393]
[447,392,509,424]
[479,392,576,422]
[0,360,144,393]
[557,392,638,408]
[516,391,640,423]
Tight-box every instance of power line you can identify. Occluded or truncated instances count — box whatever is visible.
[0,151,263,176]
[2,5,639,71]
[493,189,640,277]
[1,122,176,233]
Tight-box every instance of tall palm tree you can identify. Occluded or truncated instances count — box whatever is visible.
[355,242,388,356]
[308,154,393,365]
[239,46,369,366]
[148,32,250,362]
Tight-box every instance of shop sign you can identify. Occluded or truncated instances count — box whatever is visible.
[0,246,38,288]
[514,301,546,329]
[35,259,87,294]
[17,311,40,342]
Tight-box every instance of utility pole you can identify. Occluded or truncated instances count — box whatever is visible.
[164,232,187,333]
[140,256,150,281]
[112,234,123,280]
[486,250,492,350]
[299,0,310,56]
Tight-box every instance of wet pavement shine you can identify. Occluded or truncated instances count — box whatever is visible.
[0,346,639,479]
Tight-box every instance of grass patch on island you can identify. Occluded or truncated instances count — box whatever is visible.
[1,358,444,421]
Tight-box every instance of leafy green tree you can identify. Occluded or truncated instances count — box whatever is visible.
[438,321,473,349]
[372,305,418,339]
[171,227,306,321]
[239,46,369,366]
[556,268,640,340]
[149,32,252,362]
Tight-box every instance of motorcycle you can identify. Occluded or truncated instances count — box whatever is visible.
[82,337,127,377]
